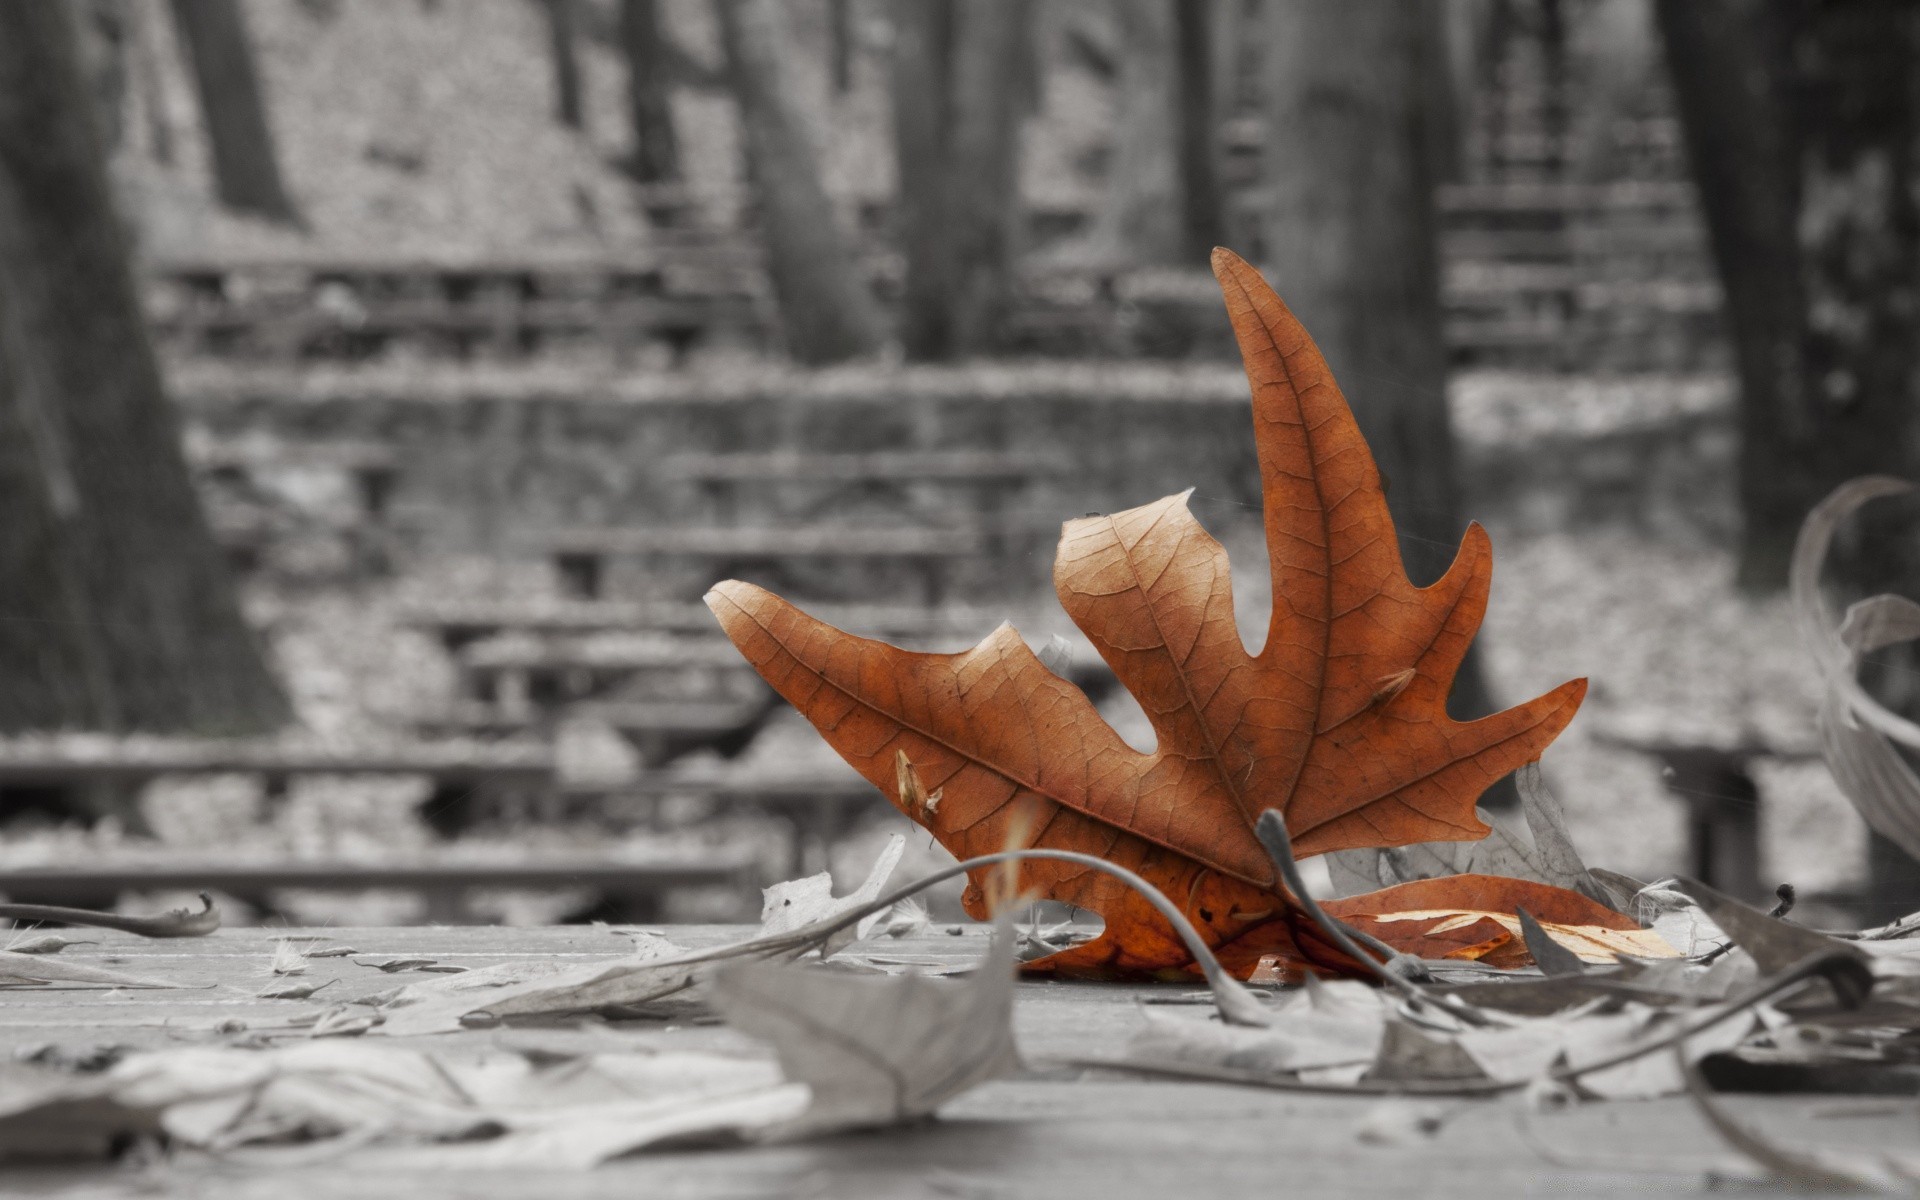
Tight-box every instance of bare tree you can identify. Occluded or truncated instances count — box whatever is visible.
[0,3,288,735]
[891,0,1030,360]
[1260,1,1507,740]
[1174,0,1227,258]
[166,0,298,223]
[716,0,884,364]
[1093,0,1184,266]
[616,0,678,181]
[538,0,587,131]
[1656,0,1920,591]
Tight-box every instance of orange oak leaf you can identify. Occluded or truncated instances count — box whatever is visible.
[707,249,1589,978]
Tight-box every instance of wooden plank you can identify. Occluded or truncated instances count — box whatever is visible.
[535,525,990,558]
[396,598,1006,644]
[659,450,1063,484]
[0,858,747,901]
[0,923,1897,1197]
[0,737,554,787]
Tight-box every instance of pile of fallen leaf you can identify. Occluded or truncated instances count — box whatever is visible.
[8,254,1920,1188]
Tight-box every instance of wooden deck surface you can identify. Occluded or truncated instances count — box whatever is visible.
[6,924,1896,1198]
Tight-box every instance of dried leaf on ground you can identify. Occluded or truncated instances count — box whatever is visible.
[1792,476,1920,862]
[270,941,308,976]
[1321,874,1676,966]
[709,250,1587,979]
[0,921,1017,1167]
[0,952,186,990]
[0,894,219,940]
[709,919,1019,1138]
[1669,878,1868,980]
[1327,763,1612,911]
[4,935,89,955]
[376,837,907,1036]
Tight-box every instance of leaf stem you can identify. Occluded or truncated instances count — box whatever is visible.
[1253,811,1493,1028]
[808,847,1275,1027]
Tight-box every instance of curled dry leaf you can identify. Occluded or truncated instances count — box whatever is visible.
[708,918,1019,1138]
[0,893,219,940]
[1322,874,1676,967]
[4,935,91,956]
[709,249,1588,979]
[1327,762,1614,911]
[1792,476,1920,862]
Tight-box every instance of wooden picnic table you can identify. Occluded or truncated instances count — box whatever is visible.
[3,922,1895,1197]
[0,855,748,924]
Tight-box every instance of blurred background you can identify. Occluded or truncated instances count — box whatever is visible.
[0,0,1915,932]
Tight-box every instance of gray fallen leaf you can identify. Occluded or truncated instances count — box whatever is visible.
[1792,477,1920,863]
[756,832,906,955]
[1517,907,1588,978]
[708,918,1019,1137]
[1326,760,1611,908]
[1125,979,1385,1075]
[5,935,92,956]
[377,838,908,1036]
[1680,1048,1920,1193]
[0,952,184,990]
[355,959,440,974]
[1365,1019,1489,1085]
[256,979,337,1001]
[1668,878,1870,983]
[303,946,358,959]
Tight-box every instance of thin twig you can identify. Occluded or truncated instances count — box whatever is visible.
[803,847,1274,1026]
[1253,811,1493,1028]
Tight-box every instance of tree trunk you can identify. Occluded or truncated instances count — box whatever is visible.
[0,3,288,736]
[1261,1,1507,746]
[617,0,679,181]
[539,0,586,131]
[166,0,297,223]
[1093,0,1184,266]
[716,0,884,365]
[828,0,855,94]
[891,0,1028,360]
[1175,0,1226,259]
[1656,0,1920,591]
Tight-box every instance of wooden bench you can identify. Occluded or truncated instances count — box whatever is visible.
[455,633,759,710]
[0,737,557,839]
[1594,731,1819,904]
[418,696,780,768]
[184,436,402,576]
[536,525,994,604]
[0,855,751,924]
[397,598,1009,651]
[576,769,884,878]
[661,450,1059,521]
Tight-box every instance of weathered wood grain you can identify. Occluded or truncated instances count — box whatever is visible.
[0,924,1898,1197]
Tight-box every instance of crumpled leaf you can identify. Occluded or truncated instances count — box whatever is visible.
[1681,1051,1920,1193]
[1327,762,1613,910]
[756,832,905,957]
[1792,476,1920,861]
[1127,977,1387,1075]
[3,935,89,955]
[1668,877,1868,983]
[708,249,1587,979]
[0,893,219,940]
[708,918,1019,1138]
[376,837,907,1036]
[0,1041,801,1167]
[0,952,186,990]
[0,923,1018,1168]
[1320,875,1676,966]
